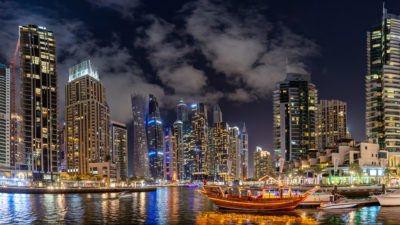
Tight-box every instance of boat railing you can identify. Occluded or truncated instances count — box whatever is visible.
[201,185,318,201]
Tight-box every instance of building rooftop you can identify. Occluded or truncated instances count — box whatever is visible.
[68,59,99,82]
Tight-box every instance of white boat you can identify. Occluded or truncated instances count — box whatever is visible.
[300,192,334,206]
[117,191,132,199]
[320,202,358,209]
[374,190,400,206]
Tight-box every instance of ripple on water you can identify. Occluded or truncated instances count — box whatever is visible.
[0,188,397,224]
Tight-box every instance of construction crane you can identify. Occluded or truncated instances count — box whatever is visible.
[9,37,19,167]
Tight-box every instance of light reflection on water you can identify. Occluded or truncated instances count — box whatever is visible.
[0,187,397,224]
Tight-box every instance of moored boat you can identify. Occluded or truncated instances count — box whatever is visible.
[320,202,358,209]
[198,182,319,211]
[300,192,334,207]
[373,190,400,206]
[117,191,132,199]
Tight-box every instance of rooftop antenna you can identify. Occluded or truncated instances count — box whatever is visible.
[383,2,387,20]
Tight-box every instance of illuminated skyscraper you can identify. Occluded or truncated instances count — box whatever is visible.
[58,125,66,173]
[191,103,208,180]
[19,25,58,179]
[131,94,148,178]
[173,99,188,180]
[273,73,318,162]
[176,99,189,122]
[65,60,110,176]
[163,124,177,181]
[318,100,348,149]
[228,126,240,180]
[0,65,10,169]
[240,123,249,180]
[366,6,400,151]
[213,104,223,124]
[183,123,195,180]
[211,122,229,181]
[146,94,163,180]
[110,121,128,179]
[253,147,274,179]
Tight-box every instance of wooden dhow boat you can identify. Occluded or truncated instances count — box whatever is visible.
[198,175,319,211]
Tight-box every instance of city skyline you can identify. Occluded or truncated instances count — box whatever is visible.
[2,1,400,178]
[2,1,395,158]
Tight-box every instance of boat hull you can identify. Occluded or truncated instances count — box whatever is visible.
[207,196,306,211]
[321,203,358,209]
[376,196,400,206]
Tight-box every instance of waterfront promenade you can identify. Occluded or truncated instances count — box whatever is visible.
[0,186,157,194]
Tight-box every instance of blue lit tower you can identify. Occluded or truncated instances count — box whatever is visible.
[146,94,164,180]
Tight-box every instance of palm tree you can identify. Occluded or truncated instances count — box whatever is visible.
[384,167,394,184]
[312,165,324,185]
[396,164,400,177]
[296,169,305,185]
[349,162,362,184]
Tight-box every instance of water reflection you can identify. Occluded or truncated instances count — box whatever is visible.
[196,211,318,225]
[0,188,397,224]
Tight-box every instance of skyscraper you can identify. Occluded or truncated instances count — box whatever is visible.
[183,122,195,180]
[240,123,249,180]
[173,99,188,180]
[131,94,148,178]
[228,126,240,180]
[211,121,229,181]
[146,94,163,180]
[163,124,177,181]
[110,121,128,180]
[176,99,189,122]
[191,103,208,180]
[213,104,223,124]
[19,25,58,179]
[273,73,318,162]
[0,65,10,169]
[65,60,110,176]
[366,6,400,151]
[318,100,348,149]
[253,147,274,180]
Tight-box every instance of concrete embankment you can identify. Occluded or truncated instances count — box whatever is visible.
[292,186,397,198]
[0,186,157,194]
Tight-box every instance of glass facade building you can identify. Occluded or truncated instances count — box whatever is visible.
[146,94,164,180]
[110,121,128,179]
[0,65,10,169]
[366,6,400,152]
[273,73,318,162]
[131,95,149,178]
[19,25,58,179]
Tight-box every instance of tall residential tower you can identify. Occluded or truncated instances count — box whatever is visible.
[366,6,400,151]
[19,25,58,179]
[146,94,163,180]
[110,121,128,180]
[65,60,110,176]
[273,73,318,162]
[132,95,149,178]
[0,65,10,169]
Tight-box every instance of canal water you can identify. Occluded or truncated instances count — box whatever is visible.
[0,186,398,224]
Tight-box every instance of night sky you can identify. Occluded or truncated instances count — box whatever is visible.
[0,0,398,175]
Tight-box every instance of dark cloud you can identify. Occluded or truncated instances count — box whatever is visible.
[0,0,318,124]
[85,0,140,19]
[184,0,319,101]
